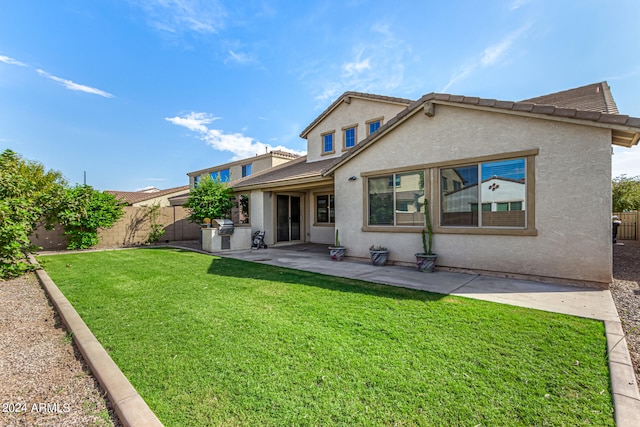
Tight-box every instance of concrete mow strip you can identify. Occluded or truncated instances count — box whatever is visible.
[29,255,163,427]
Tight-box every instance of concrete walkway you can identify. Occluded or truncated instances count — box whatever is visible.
[194,242,639,426]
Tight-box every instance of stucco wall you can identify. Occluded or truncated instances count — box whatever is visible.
[334,104,613,284]
[306,98,408,162]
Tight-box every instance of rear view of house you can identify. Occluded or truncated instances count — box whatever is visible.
[224,82,639,286]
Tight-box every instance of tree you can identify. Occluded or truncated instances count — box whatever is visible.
[612,175,640,212]
[184,175,235,223]
[58,185,124,249]
[0,149,67,279]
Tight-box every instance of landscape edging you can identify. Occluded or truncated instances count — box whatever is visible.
[29,255,163,427]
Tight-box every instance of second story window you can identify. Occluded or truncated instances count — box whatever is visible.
[211,169,230,183]
[343,126,356,149]
[322,131,335,155]
[242,163,252,177]
[367,118,382,136]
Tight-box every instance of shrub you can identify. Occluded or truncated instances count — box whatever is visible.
[0,149,66,279]
[612,175,640,212]
[58,185,124,249]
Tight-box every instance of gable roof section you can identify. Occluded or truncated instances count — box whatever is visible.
[324,83,640,176]
[106,185,189,205]
[299,91,413,139]
[520,82,619,114]
[232,156,338,191]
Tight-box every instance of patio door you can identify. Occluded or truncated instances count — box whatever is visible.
[277,195,301,242]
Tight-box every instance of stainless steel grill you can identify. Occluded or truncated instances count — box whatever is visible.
[214,219,234,235]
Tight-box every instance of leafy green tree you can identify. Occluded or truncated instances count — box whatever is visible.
[185,175,235,223]
[0,149,67,278]
[612,175,640,212]
[58,185,124,249]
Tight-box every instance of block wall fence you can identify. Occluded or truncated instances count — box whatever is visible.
[31,206,200,251]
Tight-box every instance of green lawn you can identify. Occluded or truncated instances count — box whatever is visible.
[39,248,613,426]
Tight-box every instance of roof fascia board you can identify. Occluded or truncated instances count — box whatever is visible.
[432,100,640,143]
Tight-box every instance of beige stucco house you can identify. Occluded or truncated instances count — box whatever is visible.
[228,82,639,286]
[186,149,300,188]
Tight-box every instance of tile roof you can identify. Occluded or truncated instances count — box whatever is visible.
[299,91,413,138]
[324,82,640,175]
[520,82,619,114]
[232,156,338,190]
[106,185,190,205]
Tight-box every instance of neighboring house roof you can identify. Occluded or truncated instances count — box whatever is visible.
[106,185,190,206]
[324,83,640,176]
[520,81,619,114]
[299,91,413,139]
[187,149,301,177]
[232,156,338,191]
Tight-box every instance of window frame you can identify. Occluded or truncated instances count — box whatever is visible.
[366,117,383,136]
[342,124,358,151]
[363,169,426,229]
[360,149,537,236]
[321,130,336,155]
[433,150,537,236]
[314,193,335,225]
[241,163,252,178]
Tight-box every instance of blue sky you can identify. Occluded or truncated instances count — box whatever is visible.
[1,0,639,191]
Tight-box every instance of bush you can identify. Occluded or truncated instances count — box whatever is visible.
[613,175,640,212]
[0,149,66,279]
[58,185,124,249]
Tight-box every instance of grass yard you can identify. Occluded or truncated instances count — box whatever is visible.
[39,248,613,426]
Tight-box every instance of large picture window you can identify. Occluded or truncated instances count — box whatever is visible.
[440,158,526,228]
[316,194,335,224]
[368,171,425,226]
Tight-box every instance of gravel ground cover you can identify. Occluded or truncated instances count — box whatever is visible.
[611,240,640,386]
[0,273,120,427]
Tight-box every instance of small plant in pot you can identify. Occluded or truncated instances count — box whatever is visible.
[369,245,389,266]
[415,199,437,272]
[328,229,346,261]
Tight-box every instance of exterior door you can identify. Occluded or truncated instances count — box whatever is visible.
[277,195,301,242]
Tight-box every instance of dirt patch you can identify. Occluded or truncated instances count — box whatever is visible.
[611,240,640,386]
[0,273,121,427]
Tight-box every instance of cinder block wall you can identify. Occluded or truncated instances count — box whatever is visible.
[31,206,200,250]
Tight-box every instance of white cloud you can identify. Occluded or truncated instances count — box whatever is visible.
[510,0,531,10]
[226,50,255,64]
[343,57,371,77]
[36,69,114,98]
[135,0,227,34]
[0,55,27,67]
[166,112,306,159]
[442,24,531,92]
[310,22,410,106]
